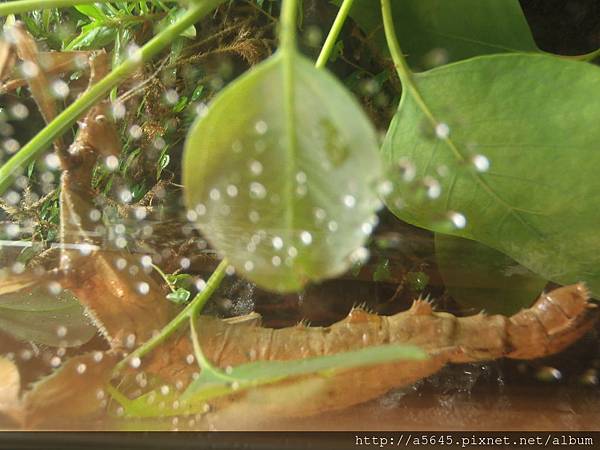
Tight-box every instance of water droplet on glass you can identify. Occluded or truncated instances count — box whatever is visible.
[249,160,263,176]
[44,153,61,170]
[272,236,284,250]
[226,184,238,197]
[536,366,562,382]
[447,211,467,229]
[254,120,268,135]
[249,182,267,199]
[300,231,312,245]
[20,60,39,78]
[56,326,67,338]
[51,79,70,99]
[164,89,179,105]
[472,154,490,172]
[3,138,20,154]
[423,176,441,199]
[76,363,87,374]
[343,195,356,208]
[397,159,416,182]
[435,122,450,139]
[105,155,119,171]
[244,260,254,271]
[111,101,126,120]
[272,256,282,266]
[50,356,61,368]
[130,357,141,369]
[129,124,143,140]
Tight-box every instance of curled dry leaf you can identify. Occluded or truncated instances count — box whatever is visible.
[0,356,21,426]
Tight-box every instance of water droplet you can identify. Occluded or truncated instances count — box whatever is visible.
[272,236,284,250]
[397,159,416,182]
[111,101,126,120]
[225,265,236,276]
[186,354,195,365]
[196,279,207,291]
[165,89,179,105]
[128,124,143,140]
[93,351,104,363]
[226,184,238,197]
[105,155,119,171]
[361,223,373,235]
[272,256,282,266]
[249,182,267,199]
[244,260,254,271]
[423,176,441,199]
[288,246,298,257]
[343,195,356,208]
[56,326,67,338]
[48,281,62,295]
[126,43,142,63]
[160,385,170,396]
[10,103,29,120]
[249,160,263,175]
[435,122,450,139]
[119,189,133,203]
[51,79,70,99]
[350,247,370,264]
[447,211,467,229]
[536,366,562,382]
[130,357,141,369]
[472,154,490,172]
[300,231,312,245]
[328,220,338,232]
[115,257,127,271]
[20,60,39,78]
[249,210,260,223]
[296,171,307,184]
[125,333,136,349]
[44,153,61,170]
[76,363,87,374]
[50,356,61,367]
[255,120,268,135]
[3,138,20,154]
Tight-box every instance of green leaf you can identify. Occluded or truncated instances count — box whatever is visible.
[183,51,383,293]
[66,22,116,50]
[382,54,600,296]
[118,344,426,418]
[166,288,191,304]
[435,234,547,315]
[0,286,96,347]
[331,0,538,69]
[74,5,108,22]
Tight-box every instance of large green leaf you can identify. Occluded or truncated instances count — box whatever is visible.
[435,234,547,315]
[183,51,383,293]
[0,286,96,347]
[383,54,600,296]
[116,344,426,418]
[331,0,538,69]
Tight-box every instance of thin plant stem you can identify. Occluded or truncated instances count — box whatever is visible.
[315,0,354,69]
[0,0,127,16]
[380,0,411,85]
[114,259,229,372]
[279,0,298,52]
[0,0,226,195]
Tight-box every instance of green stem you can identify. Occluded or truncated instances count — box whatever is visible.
[0,0,226,195]
[114,259,229,372]
[0,0,126,15]
[380,0,411,85]
[315,0,354,69]
[279,0,298,52]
